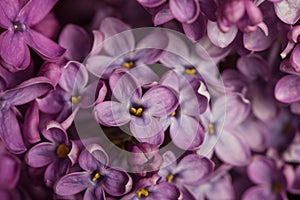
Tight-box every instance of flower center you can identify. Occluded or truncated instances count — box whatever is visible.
[12,21,26,32]
[123,61,135,69]
[282,123,292,135]
[208,123,215,135]
[91,171,101,182]
[136,188,149,198]
[56,144,70,158]
[170,111,176,117]
[71,96,82,105]
[130,107,143,117]
[166,174,174,183]
[272,182,281,194]
[184,67,197,75]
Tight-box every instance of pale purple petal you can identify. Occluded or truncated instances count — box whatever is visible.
[24,29,65,61]
[242,186,274,200]
[44,159,71,187]
[247,156,275,185]
[0,31,30,71]
[89,30,104,56]
[207,20,237,48]
[290,44,300,71]
[54,172,90,196]
[42,121,68,144]
[102,168,132,196]
[25,142,56,167]
[153,5,174,26]
[94,101,131,126]
[205,175,235,200]
[130,64,159,86]
[18,0,58,26]
[143,86,178,117]
[86,55,116,78]
[137,0,166,8]
[274,0,300,24]
[215,130,251,166]
[170,115,204,150]
[243,27,274,51]
[79,144,109,171]
[23,101,40,144]
[169,0,200,23]
[237,55,268,81]
[36,89,65,114]
[0,109,26,154]
[275,75,300,103]
[150,182,180,199]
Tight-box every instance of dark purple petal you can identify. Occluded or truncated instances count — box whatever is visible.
[25,142,56,167]
[0,0,20,28]
[44,159,71,187]
[94,101,131,126]
[83,187,105,200]
[18,0,58,26]
[182,14,206,41]
[36,89,65,114]
[169,0,200,23]
[59,24,92,61]
[42,121,68,144]
[237,55,268,81]
[0,153,20,189]
[0,31,31,71]
[137,0,166,8]
[275,75,300,103]
[24,29,65,61]
[150,182,180,199]
[207,20,237,48]
[0,109,26,154]
[23,101,40,144]
[54,172,90,196]
[290,44,300,71]
[153,5,174,26]
[79,144,109,171]
[143,86,178,117]
[175,154,214,185]
[242,186,274,200]
[170,115,204,150]
[1,76,53,106]
[102,168,132,196]
[37,62,62,86]
[130,115,164,145]
[247,156,275,185]
[215,130,251,166]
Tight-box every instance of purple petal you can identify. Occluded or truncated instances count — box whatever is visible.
[153,5,174,26]
[59,61,88,92]
[94,101,131,126]
[102,168,132,196]
[243,27,274,51]
[101,17,134,56]
[275,75,300,103]
[159,70,180,92]
[0,153,21,189]
[83,187,105,200]
[43,121,68,144]
[0,0,20,28]
[170,115,204,150]
[237,55,268,81]
[59,24,92,61]
[86,55,116,78]
[54,172,89,196]
[137,0,166,8]
[36,88,65,114]
[89,30,104,56]
[44,159,71,187]
[182,14,206,41]
[109,70,142,103]
[130,116,164,145]
[0,109,26,154]
[150,182,180,199]
[274,0,300,25]
[242,186,274,200]
[215,130,251,166]
[24,29,65,61]
[37,62,62,86]
[23,101,40,144]
[169,0,200,23]
[290,44,300,71]
[176,154,214,185]
[0,31,31,71]
[247,156,275,185]
[79,144,109,171]
[129,64,159,85]
[25,142,56,167]
[143,86,178,117]
[1,77,54,106]
[18,0,58,26]
[80,81,107,108]
[207,20,237,48]
[205,175,235,200]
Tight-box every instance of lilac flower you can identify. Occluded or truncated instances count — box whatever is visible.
[54,144,132,198]
[0,77,53,153]
[26,121,79,186]
[243,156,288,200]
[94,69,178,145]
[272,0,300,25]
[198,93,251,166]
[0,0,65,71]
[86,17,167,85]
[129,142,163,176]
[160,71,208,150]
[121,174,180,200]
[158,151,214,199]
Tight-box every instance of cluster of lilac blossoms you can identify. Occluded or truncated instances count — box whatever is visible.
[0,0,300,199]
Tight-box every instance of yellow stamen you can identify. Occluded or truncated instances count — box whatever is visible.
[185,68,197,75]
[136,188,149,198]
[170,111,176,117]
[130,107,143,117]
[208,123,214,135]
[13,24,19,30]
[71,96,82,105]
[166,174,174,183]
[272,182,281,194]
[56,144,70,158]
[123,61,135,69]
[91,172,101,182]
